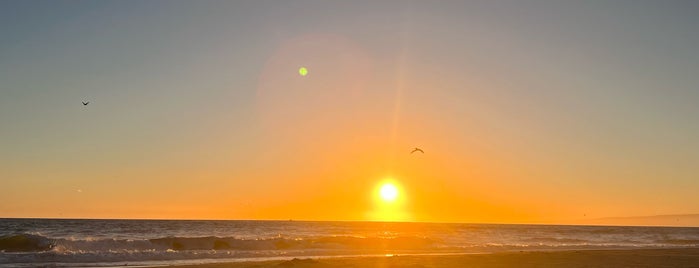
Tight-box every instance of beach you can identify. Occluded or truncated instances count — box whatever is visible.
[173,249,699,268]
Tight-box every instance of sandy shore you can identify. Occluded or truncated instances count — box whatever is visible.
[169,248,699,268]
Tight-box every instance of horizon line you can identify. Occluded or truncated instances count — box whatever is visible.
[2,216,698,228]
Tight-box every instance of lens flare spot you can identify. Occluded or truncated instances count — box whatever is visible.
[299,67,308,76]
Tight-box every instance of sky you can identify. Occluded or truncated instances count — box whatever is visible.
[1,0,699,225]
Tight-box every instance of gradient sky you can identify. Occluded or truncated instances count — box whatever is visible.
[2,0,699,224]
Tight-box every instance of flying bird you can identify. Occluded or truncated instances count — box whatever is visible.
[82,101,89,106]
[411,147,424,154]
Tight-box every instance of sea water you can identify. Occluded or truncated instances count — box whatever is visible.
[1,218,698,267]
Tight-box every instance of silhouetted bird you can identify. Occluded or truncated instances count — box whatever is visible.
[82,101,89,106]
[411,148,424,154]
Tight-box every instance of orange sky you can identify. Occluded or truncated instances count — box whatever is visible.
[2,1,699,225]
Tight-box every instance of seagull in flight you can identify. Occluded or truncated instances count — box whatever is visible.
[82,101,89,106]
[411,147,424,154]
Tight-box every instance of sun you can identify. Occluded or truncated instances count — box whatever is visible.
[369,180,410,221]
[379,183,399,202]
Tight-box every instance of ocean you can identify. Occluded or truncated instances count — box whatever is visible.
[1,218,698,267]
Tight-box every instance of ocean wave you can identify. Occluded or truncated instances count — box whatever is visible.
[0,233,437,253]
[655,239,699,245]
[0,233,444,265]
[521,237,590,244]
[3,230,699,266]
[0,234,54,252]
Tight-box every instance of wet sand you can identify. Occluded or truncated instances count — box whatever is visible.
[170,248,699,268]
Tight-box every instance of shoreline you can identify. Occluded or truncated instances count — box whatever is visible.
[166,248,699,268]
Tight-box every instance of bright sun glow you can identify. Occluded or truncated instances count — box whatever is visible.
[379,183,398,202]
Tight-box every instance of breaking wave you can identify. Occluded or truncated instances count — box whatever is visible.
[0,234,54,252]
[0,233,446,265]
[0,233,437,253]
